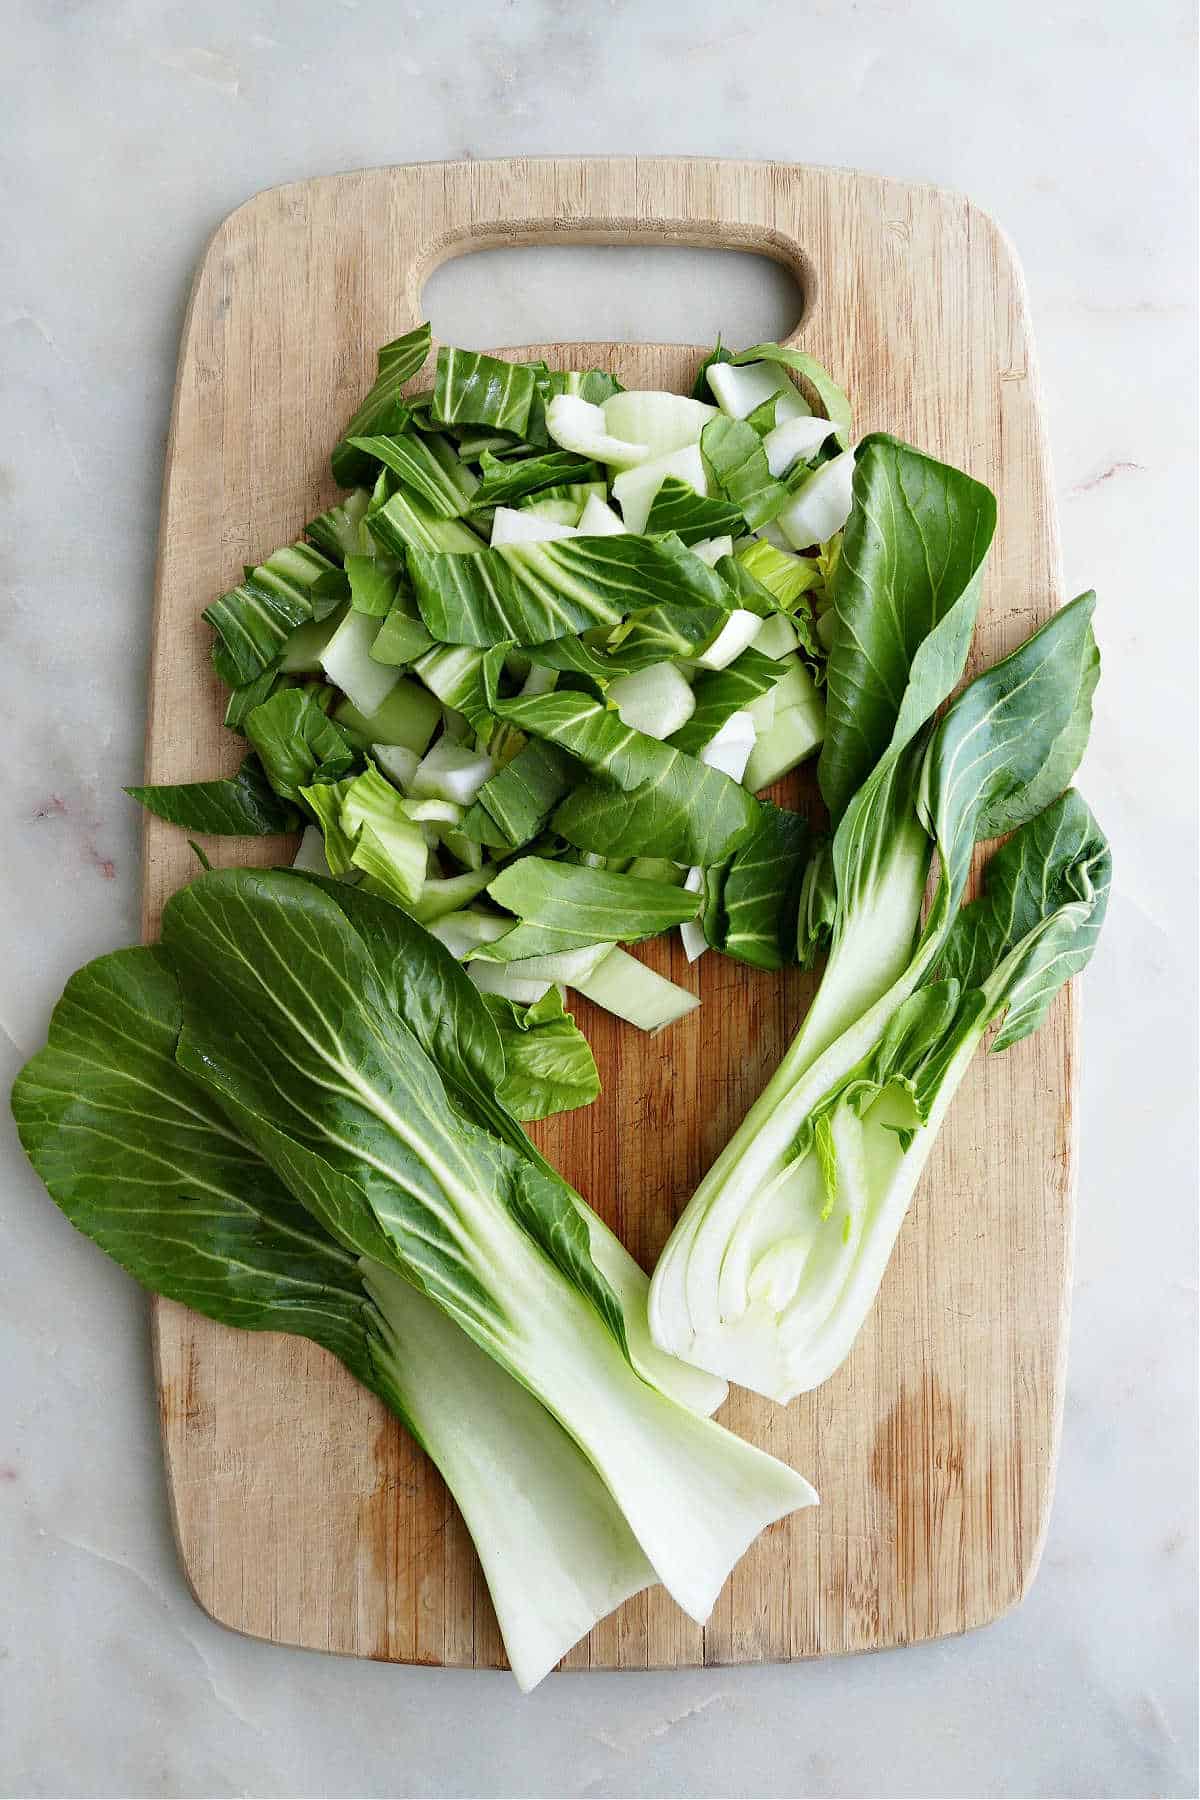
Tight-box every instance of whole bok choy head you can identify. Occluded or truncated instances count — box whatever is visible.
[11,944,657,1691]
[14,871,817,1664]
[648,437,1108,1403]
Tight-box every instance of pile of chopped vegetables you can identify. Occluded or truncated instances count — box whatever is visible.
[129,325,856,1057]
[12,325,1110,1689]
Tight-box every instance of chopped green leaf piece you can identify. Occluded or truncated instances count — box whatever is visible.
[127,756,299,836]
[433,347,539,436]
[244,689,357,806]
[483,988,601,1122]
[644,476,744,545]
[410,532,732,647]
[332,324,432,486]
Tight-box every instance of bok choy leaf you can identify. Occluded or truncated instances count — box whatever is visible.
[127,755,300,836]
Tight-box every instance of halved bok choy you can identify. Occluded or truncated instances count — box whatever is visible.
[648,437,1106,1401]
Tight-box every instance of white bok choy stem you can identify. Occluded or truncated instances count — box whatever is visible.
[363,1262,657,1687]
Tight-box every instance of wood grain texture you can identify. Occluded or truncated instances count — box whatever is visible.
[144,158,1075,1672]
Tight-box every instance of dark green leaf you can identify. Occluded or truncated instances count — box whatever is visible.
[644,476,745,544]
[819,435,997,824]
[345,554,402,618]
[410,532,733,647]
[939,788,1111,1051]
[465,740,578,848]
[305,489,372,561]
[367,488,486,558]
[472,450,601,508]
[484,856,699,948]
[10,946,374,1382]
[483,989,601,1122]
[493,691,761,866]
[244,689,357,806]
[162,870,629,1355]
[127,756,299,835]
[223,665,284,734]
[974,594,1100,839]
[433,347,538,436]
[203,542,339,686]
[700,416,789,529]
[919,594,1100,916]
[709,801,813,972]
[347,433,477,519]
[332,324,432,486]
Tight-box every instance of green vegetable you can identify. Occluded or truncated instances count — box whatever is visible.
[573,947,700,1033]
[204,541,339,686]
[409,531,731,647]
[433,347,539,436]
[412,642,505,731]
[222,665,284,733]
[472,450,601,508]
[370,599,435,666]
[607,661,696,738]
[660,791,1110,1400]
[734,538,821,610]
[244,689,357,805]
[649,587,1104,1398]
[9,941,662,1691]
[728,344,852,447]
[461,739,578,850]
[478,856,700,961]
[494,690,761,866]
[157,870,813,1616]
[743,662,827,790]
[703,800,812,972]
[344,554,402,618]
[483,987,601,1121]
[367,488,485,557]
[643,476,744,544]
[347,432,478,519]
[127,755,299,836]
[601,391,718,459]
[340,762,428,903]
[545,395,650,467]
[305,488,372,561]
[669,649,790,755]
[700,416,790,529]
[611,446,707,534]
[818,434,996,824]
[332,677,441,755]
[331,324,432,486]
[321,608,402,715]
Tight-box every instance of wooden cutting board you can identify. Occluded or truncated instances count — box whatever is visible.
[144,158,1075,1672]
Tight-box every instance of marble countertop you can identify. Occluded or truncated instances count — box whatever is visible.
[2,3,1196,1795]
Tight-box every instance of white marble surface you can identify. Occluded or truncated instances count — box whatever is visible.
[2,3,1196,1795]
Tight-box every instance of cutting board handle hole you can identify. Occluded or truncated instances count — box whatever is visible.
[422,241,808,350]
